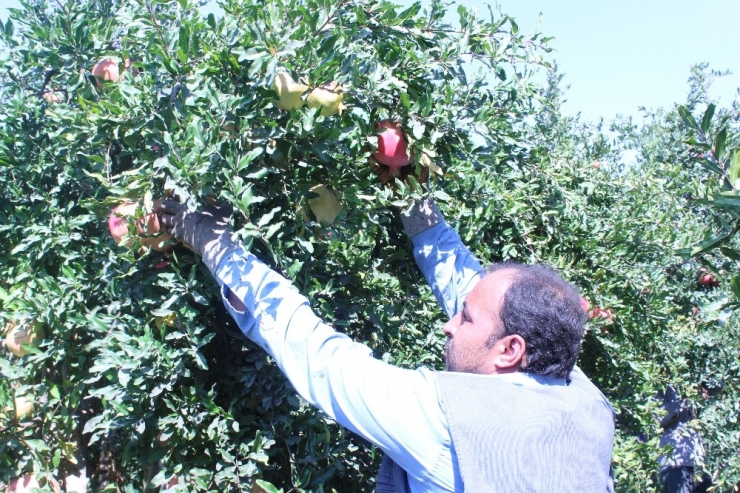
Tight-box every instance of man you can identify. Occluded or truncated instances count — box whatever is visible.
[155,188,615,492]
[657,385,710,493]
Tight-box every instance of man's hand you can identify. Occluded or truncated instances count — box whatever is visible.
[370,161,429,191]
[155,198,241,274]
[370,160,440,237]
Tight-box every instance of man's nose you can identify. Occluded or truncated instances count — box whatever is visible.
[443,314,458,337]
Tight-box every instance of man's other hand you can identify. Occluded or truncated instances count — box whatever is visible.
[155,198,239,273]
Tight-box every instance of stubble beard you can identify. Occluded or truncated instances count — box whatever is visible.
[444,338,458,372]
[444,337,497,374]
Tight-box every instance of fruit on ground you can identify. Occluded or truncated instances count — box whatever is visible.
[13,394,35,420]
[273,72,309,110]
[307,81,346,116]
[108,202,173,251]
[580,298,590,313]
[6,475,39,493]
[91,58,120,88]
[5,320,45,357]
[373,120,413,168]
[308,184,342,225]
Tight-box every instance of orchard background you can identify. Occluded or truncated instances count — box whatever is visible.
[1,0,739,491]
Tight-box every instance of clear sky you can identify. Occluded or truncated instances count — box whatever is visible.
[488,0,740,122]
[1,0,738,122]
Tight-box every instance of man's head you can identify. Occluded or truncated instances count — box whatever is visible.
[442,262,586,379]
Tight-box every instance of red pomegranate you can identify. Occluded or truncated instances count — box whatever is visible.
[373,120,413,168]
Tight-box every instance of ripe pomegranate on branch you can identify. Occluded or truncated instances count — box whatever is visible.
[91,57,136,89]
[273,72,309,111]
[373,120,414,170]
[697,268,719,287]
[108,202,173,252]
[4,319,45,357]
[588,307,614,322]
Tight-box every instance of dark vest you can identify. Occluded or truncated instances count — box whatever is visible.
[376,454,411,493]
[375,369,614,492]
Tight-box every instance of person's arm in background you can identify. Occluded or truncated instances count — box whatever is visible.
[156,199,459,491]
[400,198,483,318]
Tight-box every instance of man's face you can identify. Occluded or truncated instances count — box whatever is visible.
[442,268,516,374]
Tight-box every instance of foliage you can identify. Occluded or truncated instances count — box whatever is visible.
[603,64,740,488]
[0,1,738,492]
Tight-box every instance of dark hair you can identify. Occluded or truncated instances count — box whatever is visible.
[484,262,586,379]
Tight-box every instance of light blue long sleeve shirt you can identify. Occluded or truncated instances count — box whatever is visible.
[215,221,478,491]
[213,220,612,491]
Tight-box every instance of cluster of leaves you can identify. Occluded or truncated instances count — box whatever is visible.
[0,0,738,492]
[669,65,740,488]
[598,64,740,488]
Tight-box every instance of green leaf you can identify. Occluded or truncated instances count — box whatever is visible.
[720,246,740,261]
[255,480,283,493]
[701,103,715,133]
[714,127,728,161]
[691,228,735,256]
[178,25,189,63]
[712,192,740,209]
[728,151,740,189]
[678,106,699,130]
[694,155,724,176]
[732,275,740,299]
[24,439,50,452]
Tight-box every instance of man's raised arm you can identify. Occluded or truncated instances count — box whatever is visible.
[400,197,483,318]
[154,198,461,491]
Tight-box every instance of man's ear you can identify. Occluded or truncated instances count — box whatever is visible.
[493,334,527,372]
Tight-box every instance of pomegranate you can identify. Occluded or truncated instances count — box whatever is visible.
[108,202,173,251]
[166,476,181,489]
[699,273,719,287]
[91,58,120,88]
[273,72,309,111]
[136,212,174,251]
[42,91,62,103]
[108,202,137,245]
[5,320,45,357]
[373,120,413,169]
[13,394,35,420]
[123,58,138,77]
[6,475,40,493]
[588,307,614,322]
[308,185,342,225]
[307,81,346,116]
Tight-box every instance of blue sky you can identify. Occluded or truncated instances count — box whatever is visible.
[490,0,740,121]
[1,0,738,122]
